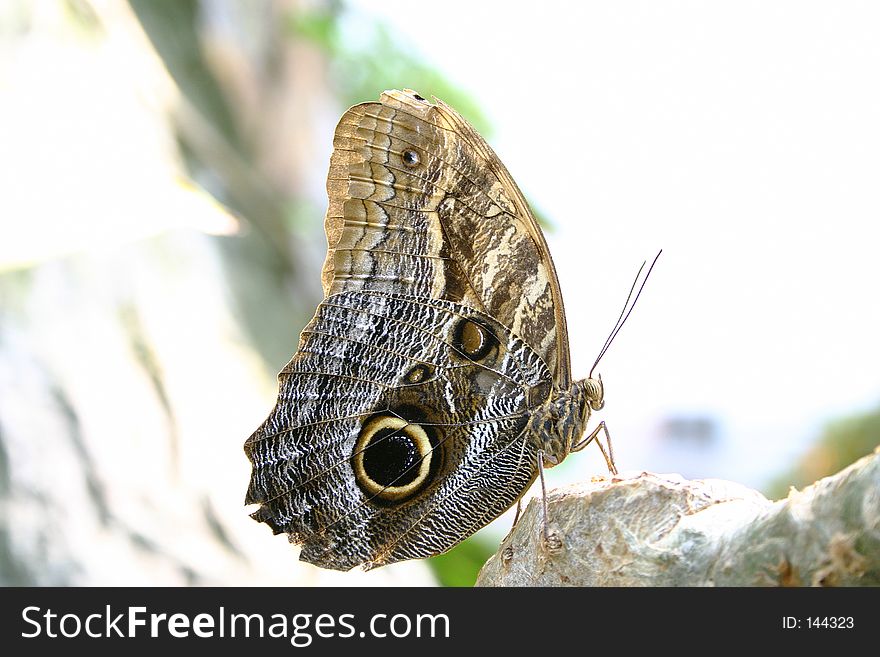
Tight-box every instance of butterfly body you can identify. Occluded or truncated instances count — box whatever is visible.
[244,90,604,571]
[529,377,605,467]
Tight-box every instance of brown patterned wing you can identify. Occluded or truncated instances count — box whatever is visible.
[322,89,571,387]
[245,292,551,570]
[245,90,570,570]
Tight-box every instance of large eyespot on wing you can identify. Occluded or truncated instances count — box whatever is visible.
[243,292,552,571]
[351,414,438,504]
[320,89,572,388]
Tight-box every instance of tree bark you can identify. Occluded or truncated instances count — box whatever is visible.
[476,449,880,586]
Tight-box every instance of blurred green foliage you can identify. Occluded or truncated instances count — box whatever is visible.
[765,404,880,499]
[428,534,496,587]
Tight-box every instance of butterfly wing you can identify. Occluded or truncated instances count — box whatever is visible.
[245,90,569,569]
[245,292,550,570]
[323,89,571,385]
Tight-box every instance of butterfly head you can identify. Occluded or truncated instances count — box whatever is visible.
[583,374,605,412]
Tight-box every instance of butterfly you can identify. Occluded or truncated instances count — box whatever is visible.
[243,89,653,571]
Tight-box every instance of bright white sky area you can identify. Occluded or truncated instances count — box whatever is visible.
[347,0,880,490]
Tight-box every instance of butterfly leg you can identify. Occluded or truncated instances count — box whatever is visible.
[571,421,618,475]
[536,448,551,545]
[501,498,524,543]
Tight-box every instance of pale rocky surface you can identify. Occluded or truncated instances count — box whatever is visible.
[476,449,880,586]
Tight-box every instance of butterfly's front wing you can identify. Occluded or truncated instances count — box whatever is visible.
[323,89,570,387]
[244,291,551,571]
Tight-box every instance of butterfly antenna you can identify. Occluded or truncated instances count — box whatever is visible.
[589,250,662,378]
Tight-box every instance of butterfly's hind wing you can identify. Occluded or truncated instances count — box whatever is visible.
[244,293,550,570]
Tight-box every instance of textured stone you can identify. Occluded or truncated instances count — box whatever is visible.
[476,450,880,586]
